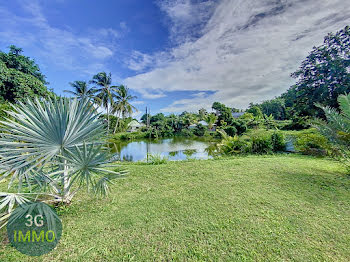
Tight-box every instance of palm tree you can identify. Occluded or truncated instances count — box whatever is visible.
[64,81,97,101]
[90,72,118,133]
[112,85,137,134]
[0,97,125,227]
[315,93,350,168]
[205,113,218,130]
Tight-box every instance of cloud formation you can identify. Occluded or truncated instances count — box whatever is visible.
[0,0,122,75]
[124,0,350,112]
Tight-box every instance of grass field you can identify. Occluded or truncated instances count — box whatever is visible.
[1,155,350,261]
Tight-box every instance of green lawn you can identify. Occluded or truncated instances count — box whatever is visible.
[1,155,350,261]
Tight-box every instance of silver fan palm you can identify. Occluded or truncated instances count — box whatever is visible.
[0,97,125,212]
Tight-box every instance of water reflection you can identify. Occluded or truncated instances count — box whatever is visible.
[109,137,217,162]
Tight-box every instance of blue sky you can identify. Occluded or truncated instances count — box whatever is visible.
[0,0,349,118]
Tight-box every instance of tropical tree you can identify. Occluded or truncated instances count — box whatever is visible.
[253,98,286,120]
[167,114,181,132]
[0,97,125,226]
[90,72,118,133]
[112,85,137,134]
[289,25,350,116]
[263,114,277,130]
[64,81,97,101]
[246,105,263,119]
[198,108,207,120]
[315,93,350,168]
[205,113,218,129]
[0,46,53,103]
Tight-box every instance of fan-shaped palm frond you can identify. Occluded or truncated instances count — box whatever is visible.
[62,143,127,194]
[0,97,126,227]
[0,98,104,181]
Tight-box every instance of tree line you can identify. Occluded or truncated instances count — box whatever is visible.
[1,25,349,134]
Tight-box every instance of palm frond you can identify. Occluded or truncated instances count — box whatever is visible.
[0,97,104,186]
[62,143,127,194]
[338,93,350,120]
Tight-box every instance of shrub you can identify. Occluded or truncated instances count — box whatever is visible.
[232,119,247,135]
[113,131,146,141]
[294,132,331,156]
[283,116,311,130]
[239,112,254,120]
[274,120,292,130]
[217,131,251,155]
[271,132,285,152]
[160,126,174,137]
[0,102,12,121]
[179,128,194,137]
[223,126,237,136]
[251,135,273,154]
[147,154,168,165]
[193,124,206,136]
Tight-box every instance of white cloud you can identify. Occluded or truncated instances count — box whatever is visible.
[126,51,155,72]
[125,0,350,113]
[0,0,117,75]
[157,0,219,43]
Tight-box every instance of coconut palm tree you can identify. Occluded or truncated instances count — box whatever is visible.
[112,85,137,134]
[0,97,125,227]
[90,72,118,133]
[205,113,218,130]
[64,81,98,101]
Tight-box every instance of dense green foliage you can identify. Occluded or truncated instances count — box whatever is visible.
[315,93,350,165]
[291,26,350,116]
[215,130,286,155]
[0,46,53,103]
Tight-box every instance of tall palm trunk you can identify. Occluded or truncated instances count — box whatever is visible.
[106,103,110,134]
[113,110,121,134]
[61,159,71,204]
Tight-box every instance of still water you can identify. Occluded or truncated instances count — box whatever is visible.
[110,137,217,162]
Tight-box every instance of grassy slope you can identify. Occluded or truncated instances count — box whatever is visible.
[1,155,350,261]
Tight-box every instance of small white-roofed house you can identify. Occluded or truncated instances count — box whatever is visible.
[127,120,143,132]
[189,120,216,131]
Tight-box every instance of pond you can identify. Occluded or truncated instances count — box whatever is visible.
[109,137,217,162]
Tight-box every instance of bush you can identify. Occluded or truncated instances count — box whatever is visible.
[271,132,285,152]
[112,132,146,141]
[217,134,252,155]
[251,135,273,154]
[274,120,292,130]
[193,124,206,136]
[0,102,12,121]
[294,132,330,156]
[223,126,237,136]
[160,126,174,137]
[232,119,247,135]
[147,154,168,165]
[209,131,224,139]
[283,116,310,130]
[179,128,194,137]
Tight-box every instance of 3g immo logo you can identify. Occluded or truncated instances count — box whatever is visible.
[7,202,62,256]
